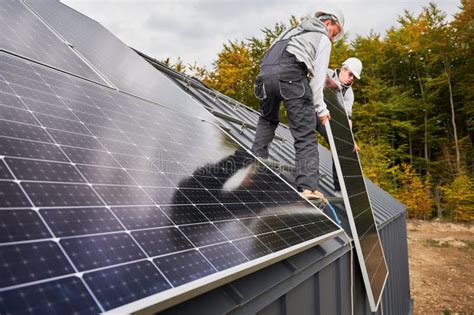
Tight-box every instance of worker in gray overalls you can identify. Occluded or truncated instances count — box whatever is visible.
[251,7,345,200]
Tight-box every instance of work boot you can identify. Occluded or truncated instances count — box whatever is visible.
[301,189,326,200]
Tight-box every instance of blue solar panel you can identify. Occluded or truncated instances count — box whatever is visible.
[111,206,173,230]
[233,237,272,259]
[84,260,171,311]
[0,12,342,313]
[0,160,12,179]
[196,204,235,221]
[160,205,209,225]
[132,227,193,257]
[24,0,212,118]
[1,241,74,287]
[0,181,31,207]
[0,0,104,84]
[0,210,51,242]
[40,207,124,237]
[6,158,85,182]
[257,233,289,252]
[154,250,216,287]
[200,242,248,271]
[214,220,253,240]
[0,101,37,124]
[0,136,68,161]
[276,229,303,246]
[0,277,102,314]
[22,182,104,207]
[324,88,388,311]
[179,223,228,247]
[60,233,146,271]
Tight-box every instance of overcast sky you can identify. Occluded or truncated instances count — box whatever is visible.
[61,0,461,69]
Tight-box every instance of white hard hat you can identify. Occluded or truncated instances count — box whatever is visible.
[315,6,345,41]
[342,57,363,79]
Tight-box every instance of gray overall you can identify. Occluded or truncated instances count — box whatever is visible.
[251,29,320,192]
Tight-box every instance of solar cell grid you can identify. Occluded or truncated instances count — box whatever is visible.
[214,220,253,240]
[160,205,209,225]
[0,119,51,142]
[153,250,216,287]
[84,260,172,311]
[200,242,248,271]
[0,52,341,313]
[24,0,213,117]
[1,242,74,287]
[0,209,51,242]
[132,227,193,257]
[257,233,289,252]
[110,206,173,230]
[233,237,272,260]
[0,94,26,113]
[40,207,124,237]
[0,0,104,84]
[324,88,388,311]
[0,277,102,314]
[60,232,146,271]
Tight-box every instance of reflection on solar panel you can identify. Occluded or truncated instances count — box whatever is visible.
[24,0,211,118]
[323,88,389,311]
[0,52,342,313]
[0,0,104,84]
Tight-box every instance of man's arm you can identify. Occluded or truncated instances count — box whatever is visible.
[344,88,360,152]
[309,36,331,125]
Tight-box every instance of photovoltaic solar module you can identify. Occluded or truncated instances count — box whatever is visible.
[0,0,105,85]
[0,50,342,314]
[323,87,388,311]
[24,0,212,118]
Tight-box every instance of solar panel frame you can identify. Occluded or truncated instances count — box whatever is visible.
[0,51,344,314]
[323,88,389,311]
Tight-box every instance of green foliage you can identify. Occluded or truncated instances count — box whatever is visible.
[174,2,474,222]
[203,22,287,111]
[442,173,474,222]
[394,163,433,219]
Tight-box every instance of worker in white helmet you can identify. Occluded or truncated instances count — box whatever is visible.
[252,6,345,200]
[328,57,362,128]
[320,57,363,196]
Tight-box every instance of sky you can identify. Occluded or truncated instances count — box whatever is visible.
[61,0,461,69]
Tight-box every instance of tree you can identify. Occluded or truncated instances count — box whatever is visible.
[178,2,472,222]
[443,173,474,222]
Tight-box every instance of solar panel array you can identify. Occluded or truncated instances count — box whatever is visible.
[0,2,343,313]
[0,0,104,84]
[24,0,211,118]
[161,66,405,227]
[323,88,388,311]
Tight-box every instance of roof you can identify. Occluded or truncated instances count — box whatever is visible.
[137,51,407,229]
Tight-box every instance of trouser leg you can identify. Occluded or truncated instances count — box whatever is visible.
[251,74,280,159]
[252,117,279,158]
[284,97,319,191]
